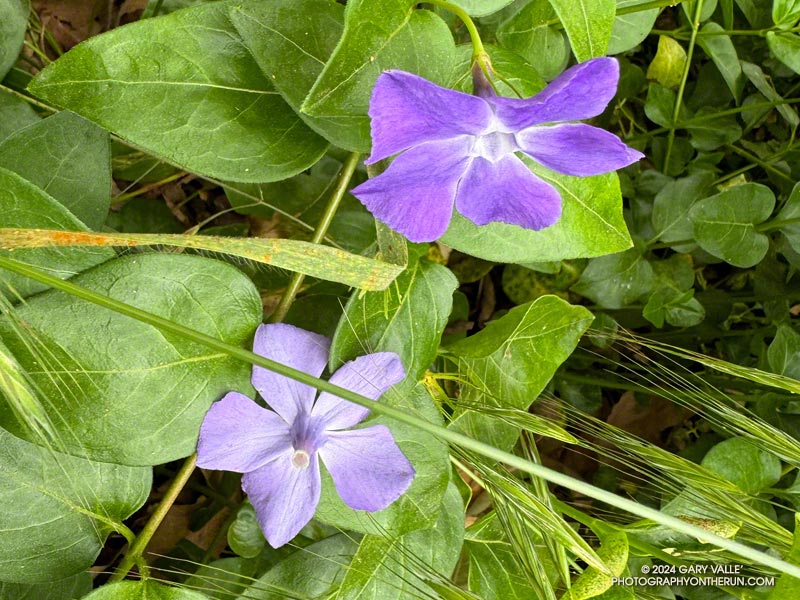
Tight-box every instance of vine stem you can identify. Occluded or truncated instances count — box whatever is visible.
[270,151,360,323]
[109,454,197,583]
[2,257,800,578]
[428,0,487,62]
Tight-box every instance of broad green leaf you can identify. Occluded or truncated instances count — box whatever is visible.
[0,253,262,465]
[0,111,111,229]
[0,573,91,599]
[681,0,718,21]
[685,108,742,150]
[28,2,327,182]
[315,381,450,536]
[446,295,593,450]
[767,32,800,75]
[776,182,800,253]
[736,0,772,26]
[651,172,714,249]
[0,168,114,300]
[329,257,457,380]
[451,44,546,97]
[572,242,654,309]
[773,0,800,28]
[0,426,150,583]
[548,0,615,61]
[441,170,632,263]
[240,534,358,599]
[451,0,517,17]
[643,289,705,328]
[562,531,628,600]
[742,61,800,127]
[184,557,256,600]
[702,437,782,494]
[81,580,209,599]
[0,89,40,144]
[697,22,743,101]
[228,503,266,559]
[646,36,686,88]
[301,1,457,146]
[769,514,800,599]
[689,182,775,268]
[496,0,570,80]
[0,0,27,79]
[768,324,800,381]
[337,482,464,600]
[608,0,659,55]
[230,0,368,151]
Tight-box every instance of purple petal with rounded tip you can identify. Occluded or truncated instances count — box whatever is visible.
[196,392,291,473]
[491,57,619,130]
[518,123,644,176]
[243,450,321,548]
[455,155,562,230]
[366,70,492,164]
[319,425,414,512]
[351,137,472,242]
[251,323,331,423]
[312,352,405,431]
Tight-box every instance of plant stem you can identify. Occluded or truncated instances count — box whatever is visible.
[270,151,360,323]
[109,453,197,582]
[3,257,800,577]
[428,0,486,61]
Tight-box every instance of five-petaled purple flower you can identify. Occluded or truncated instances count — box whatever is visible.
[350,57,644,242]
[196,323,414,548]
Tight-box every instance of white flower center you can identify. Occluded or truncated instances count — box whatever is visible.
[291,449,310,469]
[471,115,520,163]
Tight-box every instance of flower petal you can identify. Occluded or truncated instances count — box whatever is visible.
[319,425,414,512]
[196,392,291,473]
[455,155,562,230]
[518,123,644,176]
[491,57,619,130]
[366,70,492,164]
[351,137,472,242]
[242,450,321,548]
[251,323,331,423]
[312,352,405,430]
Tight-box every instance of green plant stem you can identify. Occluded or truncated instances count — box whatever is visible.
[663,0,703,171]
[109,453,198,582]
[3,258,800,577]
[428,0,486,61]
[270,151,360,323]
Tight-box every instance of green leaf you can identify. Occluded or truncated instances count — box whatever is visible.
[562,531,628,600]
[315,381,450,536]
[702,437,782,494]
[697,22,743,101]
[80,580,209,600]
[441,170,632,263]
[773,0,800,28]
[0,573,91,599]
[0,168,115,300]
[769,514,800,599]
[329,258,457,380]
[689,182,775,268]
[0,111,111,229]
[184,557,256,600]
[685,108,742,150]
[548,0,615,61]
[300,1,456,147]
[0,89,40,144]
[228,503,266,559]
[643,289,705,328]
[446,295,593,450]
[651,172,714,249]
[742,61,800,128]
[0,427,150,583]
[451,0,517,17]
[496,0,570,80]
[768,324,800,380]
[608,0,660,55]
[572,242,654,309]
[0,0,28,79]
[767,32,800,75]
[776,182,800,253]
[28,1,327,183]
[230,0,370,152]
[240,534,358,599]
[451,44,546,97]
[0,253,262,465]
[337,481,464,599]
[646,36,686,88]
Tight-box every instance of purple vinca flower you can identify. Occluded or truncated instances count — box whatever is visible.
[196,323,414,548]
[350,57,644,242]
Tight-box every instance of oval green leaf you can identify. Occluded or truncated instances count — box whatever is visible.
[81,580,210,600]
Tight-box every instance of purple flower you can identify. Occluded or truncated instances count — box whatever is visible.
[196,323,414,548]
[350,57,644,242]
